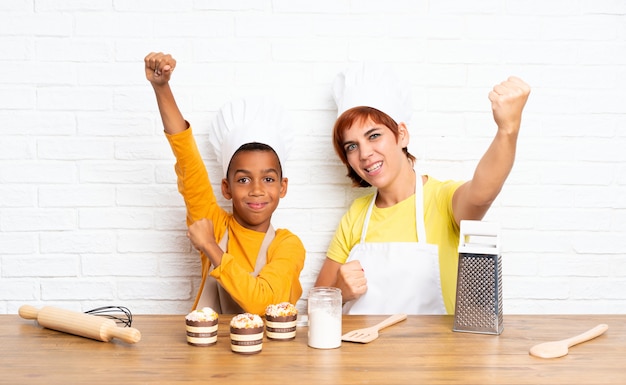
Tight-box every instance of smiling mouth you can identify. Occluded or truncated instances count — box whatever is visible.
[365,161,382,173]
[247,202,267,210]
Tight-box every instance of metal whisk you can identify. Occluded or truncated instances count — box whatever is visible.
[85,306,133,327]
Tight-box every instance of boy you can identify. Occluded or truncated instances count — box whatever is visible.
[144,52,305,315]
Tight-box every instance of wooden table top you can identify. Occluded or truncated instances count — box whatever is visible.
[2,314,625,384]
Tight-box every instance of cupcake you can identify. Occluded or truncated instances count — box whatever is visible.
[230,313,264,354]
[185,307,219,347]
[265,302,298,341]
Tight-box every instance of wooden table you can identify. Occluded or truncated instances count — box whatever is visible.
[1,314,625,384]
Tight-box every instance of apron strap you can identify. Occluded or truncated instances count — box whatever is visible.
[360,171,427,244]
[414,174,427,243]
[218,225,275,276]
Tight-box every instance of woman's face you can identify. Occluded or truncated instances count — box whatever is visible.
[341,118,409,190]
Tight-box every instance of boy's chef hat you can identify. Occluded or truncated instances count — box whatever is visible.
[208,96,294,177]
[332,62,413,124]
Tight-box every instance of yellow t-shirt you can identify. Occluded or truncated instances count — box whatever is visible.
[166,127,305,315]
[326,177,464,314]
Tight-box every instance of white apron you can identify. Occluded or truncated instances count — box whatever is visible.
[196,225,275,314]
[342,175,446,315]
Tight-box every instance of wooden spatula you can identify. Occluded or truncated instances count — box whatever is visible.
[341,314,407,343]
[529,324,608,358]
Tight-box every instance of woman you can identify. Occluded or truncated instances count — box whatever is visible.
[315,63,530,314]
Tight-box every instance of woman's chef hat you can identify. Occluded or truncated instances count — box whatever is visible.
[332,62,413,124]
[208,96,294,177]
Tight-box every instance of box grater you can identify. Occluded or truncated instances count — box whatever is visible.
[453,220,503,335]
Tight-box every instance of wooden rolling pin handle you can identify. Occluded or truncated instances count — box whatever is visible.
[105,323,142,344]
[18,304,39,320]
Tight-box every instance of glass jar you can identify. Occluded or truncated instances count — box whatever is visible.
[307,287,342,349]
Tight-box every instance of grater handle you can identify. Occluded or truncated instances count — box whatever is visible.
[459,220,500,254]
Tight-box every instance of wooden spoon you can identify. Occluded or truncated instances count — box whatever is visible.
[529,324,608,358]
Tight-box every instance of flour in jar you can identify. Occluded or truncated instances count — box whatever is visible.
[307,287,342,349]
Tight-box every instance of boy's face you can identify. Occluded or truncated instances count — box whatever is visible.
[221,150,287,232]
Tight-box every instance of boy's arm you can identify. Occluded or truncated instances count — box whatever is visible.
[144,52,187,135]
[212,232,306,315]
[145,51,227,242]
[452,76,531,224]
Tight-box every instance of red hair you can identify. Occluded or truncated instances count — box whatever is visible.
[332,106,416,187]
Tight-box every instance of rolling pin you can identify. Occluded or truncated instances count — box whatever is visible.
[19,305,141,344]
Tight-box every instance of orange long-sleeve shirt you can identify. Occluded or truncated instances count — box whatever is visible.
[166,127,305,315]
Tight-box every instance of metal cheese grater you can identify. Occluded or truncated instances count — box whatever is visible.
[453,220,503,335]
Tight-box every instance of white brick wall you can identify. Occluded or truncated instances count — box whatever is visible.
[1,0,625,315]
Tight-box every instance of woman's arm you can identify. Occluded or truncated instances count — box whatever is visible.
[452,76,531,224]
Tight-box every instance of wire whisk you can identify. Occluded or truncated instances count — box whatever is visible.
[85,306,133,327]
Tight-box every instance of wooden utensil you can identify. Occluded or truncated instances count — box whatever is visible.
[342,313,407,343]
[19,305,141,344]
[529,323,608,358]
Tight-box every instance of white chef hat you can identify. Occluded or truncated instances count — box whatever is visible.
[208,96,294,177]
[332,62,413,124]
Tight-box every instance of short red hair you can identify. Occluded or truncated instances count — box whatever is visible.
[332,106,416,187]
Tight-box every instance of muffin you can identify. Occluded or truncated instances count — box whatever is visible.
[230,313,264,354]
[265,302,298,341]
[185,307,219,347]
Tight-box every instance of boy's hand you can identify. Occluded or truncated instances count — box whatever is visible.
[187,218,224,267]
[187,218,216,252]
[144,52,176,86]
[488,76,531,135]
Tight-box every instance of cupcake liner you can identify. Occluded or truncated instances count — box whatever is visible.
[230,326,264,354]
[265,314,297,340]
[186,319,218,347]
